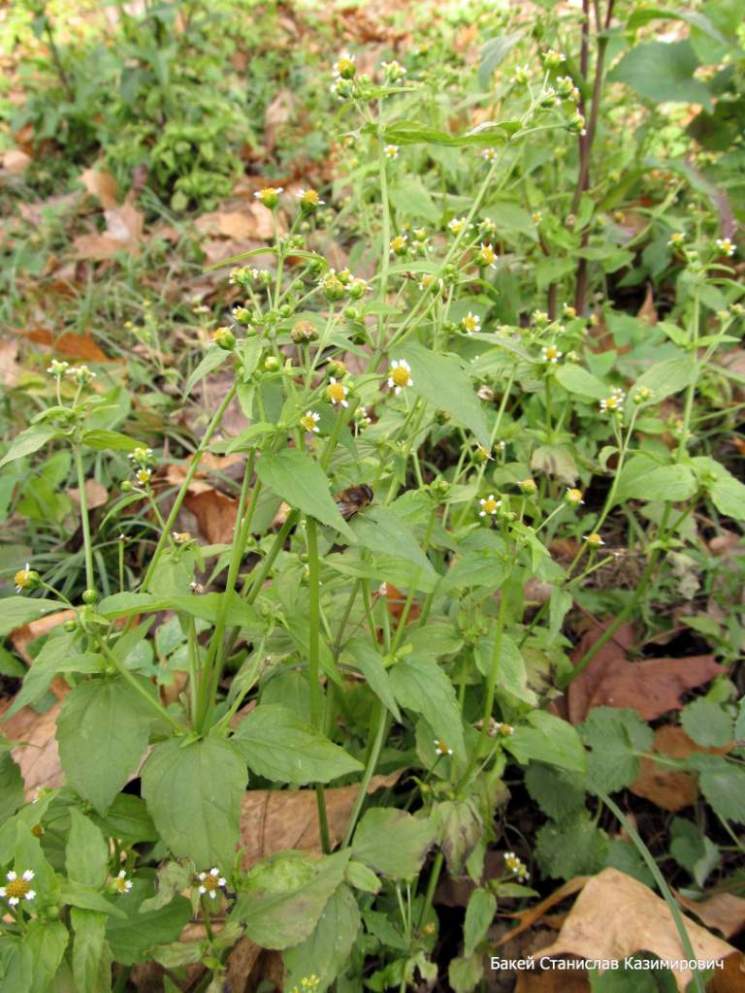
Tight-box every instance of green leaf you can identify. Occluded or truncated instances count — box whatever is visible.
[524,763,586,821]
[66,810,109,888]
[345,860,381,894]
[25,920,69,993]
[233,704,362,785]
[399,342,490,447]
[7,638,103,718]
[613,457,697,505]
[105,878,192,966]
[633,354,698,401]
[0,597,66,637]
[687,755,745,824]
[255,450,353,538]
[350,505,435,577]
[57,677,153,814]
[81,430,141,452]
[681,698,733,747]
[60,881,127,919]
[505,711,587,774]
[0,745,24,826]
[390,177,439,223]
[579,707,653,794]
[479,31,524,87]
[475,632,537,706]
[91,794,157,845]
[432,799,482,875]
[381,119,517,149]
[232,850,350,949]
[71,908,112,993]
[283,883,361,993]
[390,656,466,761]
[352,808,436,880]
[449,952,485,993]
[691,456,745,520]
[184,347,229,395]
[463,888,496,957]
[141,735,246,868]
[530,444,578,484]
[344,639,401,721]
[626,7,730,47]
[0,936,33,993]
[555,363,608,400]
[0,425,59,468]
[536,811,608,880]
[97,590,259,630]
[608,40,712,108]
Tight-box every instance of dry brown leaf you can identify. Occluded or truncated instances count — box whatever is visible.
[515,967,588,993]
[21,327,110,362]
[240,774,397,869]
[195,203,276,241]
[73,199,145,260]
[630,725,730,812]
[1,699,64,799]
[567,619,723,724]
[9,609,76,669]
[79,167,119,209]
[3,149,31,175]
[636,283,658,325]
[69,479,109,510]
[0,339,20,387]
[497,878,588,947]
[677,892,745,941]
[264,89,295,153]
[183,489,238,544]
[534,868,738,993]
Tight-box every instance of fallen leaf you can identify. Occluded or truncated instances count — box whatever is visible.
[0,698,64,799]
[0,338,20,386]
[677,891,745,941]
[73,199,145,259]
[183,488,238,544]
[79,167,119,209]
[497,878,588,947]
[533,869,738,993]
[264,88,295,153]
[515,967,588,993]
[2,149,31,175]
[240,774,397,869]
[69,479,109,510]
[22,327,109,362]
[630,725,730,812]
[636,283,658,325]
[195,203,276,241]
[384,582,421,623]
[567,619,723,724]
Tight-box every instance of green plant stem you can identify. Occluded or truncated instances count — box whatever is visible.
[73,446,95,592]
[306,516,331,853]
[98,640,184,732]
[342,701,388,848]
[418,851,444,928]
[142,380,238,591]
[601,794,705,993]
[243,511,299,603]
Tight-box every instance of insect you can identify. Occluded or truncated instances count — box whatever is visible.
[335,484,373,520]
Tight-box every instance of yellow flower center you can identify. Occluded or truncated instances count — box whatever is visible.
[567,488,582,504]
[480,246,496,264]
[391,366,411,388]
[6,879,30,901]
[545,345,559,361]
[14,569,31,588]
[482,497,499,514]
[301,190,319,206]
[300,414,318,432]
[202,874,220,893]
[586,533,603,546]
[327,382,346,404]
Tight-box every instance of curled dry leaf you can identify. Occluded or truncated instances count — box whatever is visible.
[195,202,277,241]
[1,698,64,799]
[240,773,398,869]
[21,327,110,362]
[567,619,723,724]
[533,868,737,993]
[676,891,745,941]
[630,724,731,813]
[73,198,145,260]
[497,877,588,947]
[69,478,109,510]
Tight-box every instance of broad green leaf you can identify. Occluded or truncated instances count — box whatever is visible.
[432,799,482,875]
[60,881,127,918]
[255,450,353,538]
[0,425,59,468]
[479,31,524,87]
[381,119,517,148]
[350,505,435,577]
[390,177,439,223]
[390,656,466,761]
[691,456,745,520]
[184,347,229,395]
[463,888,496,957]
[475,632,537,706]
[449,952,485,993]
[91,794,157,845]
[505,711,587,774]
[25,920,69,993]
[344,638,401,721]
[232,850,350,949]
[97,591,259,630]
[105,878,192,966]
[233,704,362,785]
[681,698,733,747]
[530,444,578,484]
[627,7,730,47]
[283,883,361,993]
[81,430,140,452]
[555,363,608,400]
[141,735,246,868]
[7,637,103,718]
[613,457,697,505]
[608,41,712,108]
[345,860,381,894]
[57,677,153,814]
[66,810,109,888]
[400,342,490,447]
[352,808,436,879]
[0,597,67,637]
[0,937,33,993]
[534,256,574,290]
[524,763,586,821]
[633,354,698,401]
[71,908,112,993]
[0,745,24,825]
[536,811,608,880]
[579,707,653,794]
[687,755,745,824]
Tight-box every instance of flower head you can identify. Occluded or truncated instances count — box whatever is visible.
[716,238,736,257]
[461,312,481,335]
[254,187,283,209]
[565,488,584,506]
[599,387,625,415]
[300,410,321,433]
[384,145,399,160]
[14,563,40,594]
[433,738,453,756]
[518,478,537,495]
[668,231,685,249]
[387,358,413,394]
[297,189,324,213]
[478,494,501,517]
[477,242,497,268]
[496,722,514,737]
[481,147,498,162]
[173,531,192,545]
[447,216,467,236]
[380,59,406,82]
[333,54,356,80]
[48,359,69,377]
[504,851,529,881]
[68,364,96,386]
[326,378,349,408]
[562,303,577,319]
[197,867,227,900]
[0,869,35,907]
[112,870,133,895]
[135,468,152,487]
[541,344,562,364]
[584,532,605,547]
[389,234,408,256]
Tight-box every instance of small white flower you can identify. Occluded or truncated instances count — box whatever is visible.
[599,387,625,414]
[461,312,481,334]
[387,358,413,395]
[481,147,498,162]
[541,344,562,364]
[584,532,605,547]
[197,867,227,900]
[384,145,399,159]
[113,870,133,894]
[448,216,467,236]
[478,494,501,517]
[300,410,321,433]
[326,377,349,408]
[433,738,453,756]
[1,869,35,906]
[716,238,736,257]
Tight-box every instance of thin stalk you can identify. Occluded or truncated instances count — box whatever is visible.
[74,447,95,592]
[306,517,330,853]
[341,701,388,848]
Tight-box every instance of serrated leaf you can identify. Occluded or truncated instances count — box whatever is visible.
[141,735,246,868]
[687,755,745,824]
[233,704,362,785]
[613,457,697,505]
[535,811,608,880]
[680,698,733,747]
[344,638,401,721]
[633,354,698,401]
[390,656,466,761]
[580,707,653,795]
[71,908,112,993]
[555,363,608,400]
[608,40,712,108]
[0,597,67,637]
[283,883,360,993]
[479,31,524,87]
[105,877,192,966]
[0,425,59,468]
[352,808,436,880]
[505,711,587,774]
[524,763,586,821]
[256,449,353,537]
[350,504,434,577]
[66,810,109,888]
